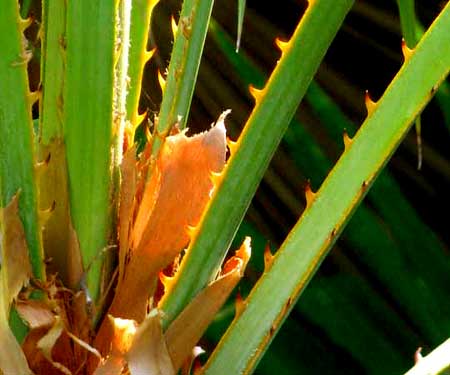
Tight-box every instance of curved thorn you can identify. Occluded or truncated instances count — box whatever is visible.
[158,70,166,93]
[171,15,178,38]
[28,90,40,107]
[144,48,156,64]
[144,122,153,144]
[159,271,175,293]
[304,180,316,208]
[364,90,377,116]
[19,16,33,32]
[343,129,352,148]
[226,137,239,156]
[39,201,56,225]
[275,37,289,53]
[134,110,148,129]
[401,39,414,62]
[248,84,264,102]
[35,152,51,175]
[263,243,274,272]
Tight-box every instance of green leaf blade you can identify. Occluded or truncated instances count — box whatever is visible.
[64,1,117,302]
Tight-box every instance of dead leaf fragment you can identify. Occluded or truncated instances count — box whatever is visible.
[0,194,33,305]
[16,299,55,330]
[0,194,33,374]
[36,316,71,375]
[164,237,251,371]
[127,310,175,375]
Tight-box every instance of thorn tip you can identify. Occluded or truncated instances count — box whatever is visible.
[275,37,289,52]
[304,180,316,207]
[249,84,264,102]
[227,137,239,156]
[364,90,377,116]
[144,48,156,64]
[343,129,352,148]
[28,90,40,107]
[19,16,33,32]
[263,243,274,271]
[401,39,414,62]
[39,201,56,224]
[157,70,166,93]
[171,16,178,38]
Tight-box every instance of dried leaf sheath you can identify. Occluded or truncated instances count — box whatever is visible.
[0,195,33,374]
[0,195,33,305]
[113,119,227,321]
[95,116,227,357]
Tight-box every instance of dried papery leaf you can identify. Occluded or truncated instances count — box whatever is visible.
[0,322,33,375]
[0,195,35,373]
[164,237,251,371]
[94,316,137,375]
[110,115,227,323]
[22,326,55,374]
[21,291,96,375]
[36,316,71,375]
[127,310,175,375]
[16,299,55,330]
[0,194,33,305]
[0,283,33,374]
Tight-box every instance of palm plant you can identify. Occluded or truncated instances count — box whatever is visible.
[0,0,449,374]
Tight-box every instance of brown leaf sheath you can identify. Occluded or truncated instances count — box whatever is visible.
[95,119,227,358]
[0,195,33,374]
[0,194,33,303]
[112,121,226,321]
